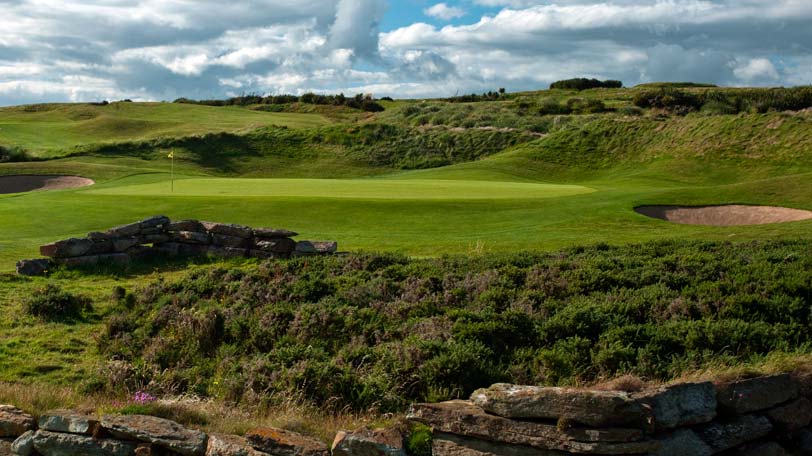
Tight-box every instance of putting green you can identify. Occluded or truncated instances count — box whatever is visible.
[86,177,595,200]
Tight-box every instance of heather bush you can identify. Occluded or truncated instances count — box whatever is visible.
[23,284,93,322]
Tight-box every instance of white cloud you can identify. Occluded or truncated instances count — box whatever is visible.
[424,3,466,20]
[733,58,780,83]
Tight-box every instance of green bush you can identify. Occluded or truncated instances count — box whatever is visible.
[633,88,703,114]
[23,284,92,322]
[0,145,30,163]
[550,78,623,91]
[406,423,433,456]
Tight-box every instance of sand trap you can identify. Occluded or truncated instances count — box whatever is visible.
[0,175,94,194]
[635,205,812,226]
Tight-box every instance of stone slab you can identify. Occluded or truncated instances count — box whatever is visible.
[245,427,329,456]
[32,430,137,456]
[0,405,35,438]
[39,409,100,435]
[717,374,798,414]
[634,381,717,430]
[331,428,405,456]
[695,414,773,453]
[102,414,208,456]
[432,433,568,456]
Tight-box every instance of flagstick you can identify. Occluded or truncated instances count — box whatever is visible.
[171,153,174,193]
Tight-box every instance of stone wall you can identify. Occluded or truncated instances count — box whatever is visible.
[16,216,338,276]
[408,373,812,456]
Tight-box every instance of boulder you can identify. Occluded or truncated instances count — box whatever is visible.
[633,382,716,430]
[139,216,170,230]
[88,239,114,255]
[167,220,206,232]
[407,400,656,454]
[245,427,330,456]
[0,405,35,438]
[16,259,52,276]
[10,430,35,456]
[174,231,211,245]
[248,250,280,259]
[152,242,181,257]
[649,429,712,456]
[766,397,812,431]
[112,237,141,252]
[431,432,567,456]
[739,441,787,456]
[717,374,798,414]
[331,428,405,456]
[201,222,253,239]
[695,415,773,453]
[55,255,99,268]
[0,439,12,456]
[294,241,337,255]
[470,384,644,427]
[178,244,210,257]
[207,246,246,258]
[206,433,267,456]
[98,253,131,267]
[794,428,812,454]
[40,238,93,258]
[38,409,100,435]
[106,221,142,237]
[32,430,137,456]
[255,238,296,254]
[101,414,208,456]
[141,234,172,245]
[212,234,251,249]
[253,228,298,239]
[87,231,113,241]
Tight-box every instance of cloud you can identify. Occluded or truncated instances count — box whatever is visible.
[733,58,780,84]
[424,3,466,20]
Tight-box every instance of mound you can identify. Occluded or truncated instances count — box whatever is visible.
[635,205,812,226]
[0,175,94,194]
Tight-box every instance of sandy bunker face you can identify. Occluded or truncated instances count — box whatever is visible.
[635,205,812,226]
[0,175,95,194]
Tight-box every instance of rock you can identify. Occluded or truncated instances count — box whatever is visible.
[152,242,181,257]
[98,253,131,267]
[40,238,93,258]
[174,231,211,245]
[207,246,247,258]
[32,430,137,456]
[245,427,330,456]
[253,228,298,239]
[633,382,716,430]
[178,244,210,257]
[212,234,251,248]
[740,441,787,456]
[0,439,12,456]
[717,374,798,414]
[101,414,208,456]
[794,428,812,454]
[407,400,656,454]
[255,238,296,254]
[294,241,337,255]
[38,409,100,435]
[206,433,267,456]
[135,443,153,455]
[0,405,35,438]
[247,250,280,259]
[470,383,644,427]
[331,428,405,456]
[431,432,567,456]
[87,231,113,241]
[766,397,812,431]
[54,255,99,268]
[694,415,773,453]
[201,222,253,239]
[106,221,142,237]
[16,258,52,276]
[167,220,205,232]
[649,429,712,456]
[112,237,142,252]
[88,239,114,255]
[141,234,171,245]
[10,430,35,456]
[139,215,170,230]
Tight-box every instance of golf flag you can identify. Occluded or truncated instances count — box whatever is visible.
[168,151,174,159]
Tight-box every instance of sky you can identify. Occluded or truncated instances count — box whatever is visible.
[0,0,811,105]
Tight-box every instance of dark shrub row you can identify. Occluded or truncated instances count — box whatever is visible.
[444,89,506,103]
[174,93,385,112]
[93,240,812,412]
[634,86,812,114]
[550,78,623,91]
[0,144,30,163]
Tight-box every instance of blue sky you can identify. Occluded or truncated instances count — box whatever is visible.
[1,1,811,105]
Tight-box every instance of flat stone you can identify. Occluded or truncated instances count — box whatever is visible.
[208,246,246,258]
[139,215,170,230]
[167,220,205,232]
[106,221,142,237]
[470,383,644,427]
[152,242,181,257]
[649,429,712,456]
[135,442,153,455]
[141,234,171,244]
[245,427,329,456]
[101,414,208,456]
[255,238,296,254]
[88,239,114,254]
[212,234,251,248]
[32,430,137,456]
[331,428,405,456]
[0,405,35,438]
[794,371,812,398]
[39,409,100,435]
[10,430,35,456]
[201,222,253,239]
[40,238,93,258]
[633,382,716,430]
[98,253,131,267]
[407,400,656,454]
[766,397,812,431]
[55,255,100,268]
[0,438,13,456]
[112,237,142,252]
[717,374,798,414]
[253,228,298,239]
[431,433,567,456]
[294,241,338,255]
[695,415,773,453]
[206,433,267,456]
[175,231,211,245]
[87,231,113,241]
[16,258,52,276]
[739,441,787,456]
[178,244,210,257]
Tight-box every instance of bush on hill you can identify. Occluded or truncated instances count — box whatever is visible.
[0,145,30,163]
[550,78,623,91]
[444,88,507,103]
[94,240,812,412]
[634,86,812,114]
[174,93,385,112]
[23,284,93,322]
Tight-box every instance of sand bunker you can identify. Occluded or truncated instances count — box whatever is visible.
[0,175,94,194]
[635,205,812,226]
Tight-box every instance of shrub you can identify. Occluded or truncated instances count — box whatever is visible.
[550,78,623,91]
[406,423,433,456]
[633,88,702,114]
[0,145,30,163]
[23,284,92,321]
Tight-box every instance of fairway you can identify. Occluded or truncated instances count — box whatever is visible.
[86,176,595,200]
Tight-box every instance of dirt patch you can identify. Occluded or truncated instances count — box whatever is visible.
[635,205,812,226]
[0,175,95,194]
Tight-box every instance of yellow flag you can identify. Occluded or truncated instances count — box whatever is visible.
[168,151,174,159]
